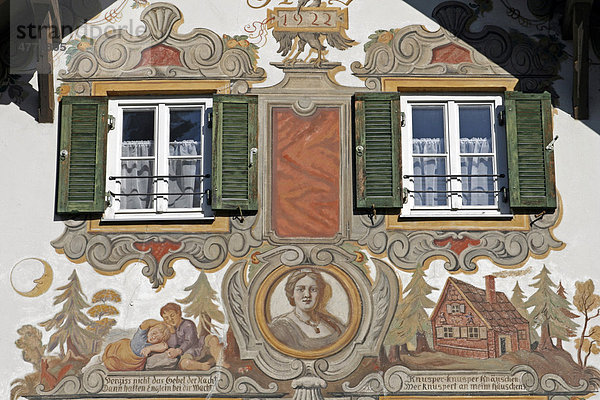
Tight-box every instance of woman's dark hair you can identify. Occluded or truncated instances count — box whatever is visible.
[284,268,326,306]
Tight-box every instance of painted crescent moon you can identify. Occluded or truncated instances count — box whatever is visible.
[10,258,54,297]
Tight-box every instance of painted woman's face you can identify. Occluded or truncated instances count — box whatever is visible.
[293,276,319,312]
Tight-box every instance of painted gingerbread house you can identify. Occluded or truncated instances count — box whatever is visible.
[431,276,530,359]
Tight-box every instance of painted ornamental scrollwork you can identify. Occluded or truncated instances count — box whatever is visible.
[357,206,563,271]
[352,1,566,97]
[222,245,399,382]
[51,215,261,288]
[35,365,278,397]
[342,365,596,399]
[351,23,510,79]
[59,2,265,85]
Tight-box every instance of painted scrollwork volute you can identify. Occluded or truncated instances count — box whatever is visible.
[59,2,265,82]
[141,2,182,43]
[222,246,399,382]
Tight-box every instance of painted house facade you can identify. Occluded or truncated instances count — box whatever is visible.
[2,0,600,400]
[431,276,530,359]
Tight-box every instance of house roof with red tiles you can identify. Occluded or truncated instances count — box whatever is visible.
[446,277,529,330]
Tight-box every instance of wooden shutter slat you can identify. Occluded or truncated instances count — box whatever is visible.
[436,326,444,338]
[57,97,108,214]
[354,92,402,209]
[505,91,556,211]
[212,95,258,211]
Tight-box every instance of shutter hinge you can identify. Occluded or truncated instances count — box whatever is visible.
[249,147,258,167]
[356,145,364,157]
[105,191,114,208]
[530,210,547,226]
[402,187,409,204]
[400,112,406,127]
[108,115,115,131]
[498,109,505,126]
[368,204,376,225]
[233,206,245,223]
[207,109,213,128]
[546,135,559,151]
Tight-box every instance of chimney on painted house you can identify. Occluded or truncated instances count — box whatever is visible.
[485,275,497,303]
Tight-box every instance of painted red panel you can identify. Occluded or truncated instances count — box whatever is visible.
[431,43,473,64]
[136,44,183,68]
[272,107,340,238]
[133,240,181,262]
[434,237,481,255]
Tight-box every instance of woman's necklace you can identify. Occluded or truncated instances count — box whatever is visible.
[295,311,320,334]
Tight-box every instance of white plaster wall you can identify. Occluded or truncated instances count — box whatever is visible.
[1,1,600,399]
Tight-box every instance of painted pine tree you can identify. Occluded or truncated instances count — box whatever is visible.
[178,271,225,336]
[392,267,436,353]
[39,270,94,357]
[510,282,540,345]
[524,266,576,351]
[555,282,579,350]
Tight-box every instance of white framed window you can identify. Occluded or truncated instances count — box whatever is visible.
[400,94,509,217]
[451,304,461,313]
[104,97,213,221]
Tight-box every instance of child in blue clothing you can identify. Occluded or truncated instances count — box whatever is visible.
[103,319,172,371]
[132,319,172,357]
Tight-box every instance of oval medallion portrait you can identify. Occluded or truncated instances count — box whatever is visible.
[256,265,361,359]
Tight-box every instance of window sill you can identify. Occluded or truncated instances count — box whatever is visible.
[101,212,215,223]
[87,217,229,233]
[386,213,530,231]
[397,212,514,219]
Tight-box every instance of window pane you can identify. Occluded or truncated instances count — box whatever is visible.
[120,160,154,209]
[461,156,495,206]
[122,110,155,156]
[412,106,445,154]
[459,106,492,153]
[413,157,447,206]
[170,109,202,156]
[168,159,202,208]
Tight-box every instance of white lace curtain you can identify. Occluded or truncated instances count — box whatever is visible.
[413,137,494,206]
[120,140,203,209]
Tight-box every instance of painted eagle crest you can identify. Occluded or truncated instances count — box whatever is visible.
[271,0,356,66]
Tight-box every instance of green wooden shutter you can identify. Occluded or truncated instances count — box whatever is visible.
[354,92,402,209]
[212,95,258,211]
[505,91,556,211]
[57,96,108,213]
